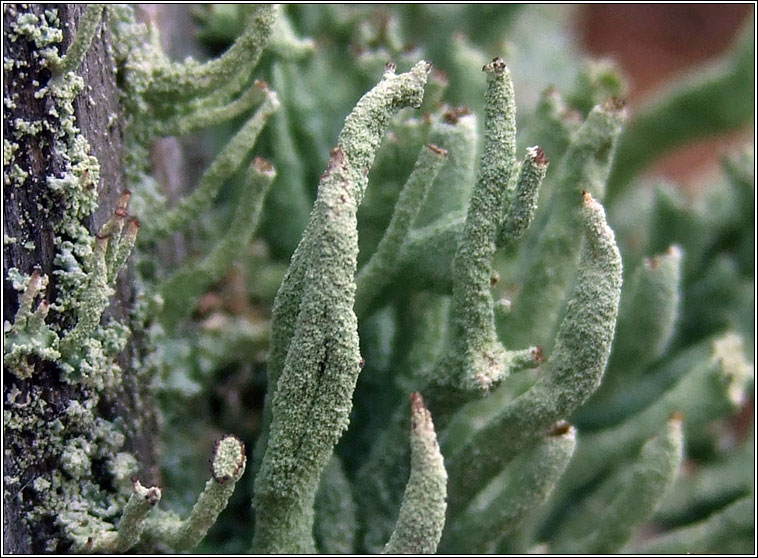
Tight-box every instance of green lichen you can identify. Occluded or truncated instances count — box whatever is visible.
[4,5,754,555]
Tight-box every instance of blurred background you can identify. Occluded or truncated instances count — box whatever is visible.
[579,3,753,190]
[137,5,753,552]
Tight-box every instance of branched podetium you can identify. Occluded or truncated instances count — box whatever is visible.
[5,5,752,555]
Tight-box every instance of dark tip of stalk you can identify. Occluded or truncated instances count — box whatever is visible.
[670,410,685,423]
[563,108,583,123]
[384,61,397,74]
[95,232,111,241]
[533,346,545,363]
[426,143,448,156]
[443,105,471,124]
[490,273,499,286]
[527,146,549,166]
[127,217,141,228]
[410,391,425,413]
[548,420,572,436]
[359,358,366,368]
[582,190,593,204]
[253,156,274,173]
[483,57,507,73]
[533,146,549,166]
[146,487,161,505]
[114,208,128,218]
[255,79,269,91]
[605,96,626,111]
[130,474,139,485]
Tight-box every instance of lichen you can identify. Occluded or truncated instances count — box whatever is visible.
[4,5,754,555]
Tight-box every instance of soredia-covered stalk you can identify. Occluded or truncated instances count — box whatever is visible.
[382,393,447,555]
[441,422,576,554]
[427,60,543,424]
[144,436,247,550]
[85,480,161,553]
[51,4,104,77]
[144,4,278,102]
[144,86,279,240]
[252,61,430,554]
[355,143,448,317]
[254,61,431,478]
[442,58,517,394]
[506,100,626,349]
[551,417,683,554]
[446,192,622,510]
[251,148,360,553]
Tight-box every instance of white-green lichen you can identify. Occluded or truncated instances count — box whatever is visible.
[4,5,753,555]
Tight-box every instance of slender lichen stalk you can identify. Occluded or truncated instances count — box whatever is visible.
[143,4,278,102]
[355,143,448,317]
[251,148,361,553]
[85,480,162,553]
[52,4,104,77]
[382,393,447,555]
[157,157,276,328]
[441,422,576,554]
[254,61,431,479]
[425,59,544,424]
[144,436,247,550]
[252,61,431,553]
[143,86,279,240]
[446,191,622,511]
[443,58,518,393]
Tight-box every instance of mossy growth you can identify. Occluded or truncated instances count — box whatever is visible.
[3,4,753,554]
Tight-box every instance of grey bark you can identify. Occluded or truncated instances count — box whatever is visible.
[3,5,158,552]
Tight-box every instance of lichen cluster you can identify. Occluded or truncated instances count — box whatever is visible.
[3,4,754,554]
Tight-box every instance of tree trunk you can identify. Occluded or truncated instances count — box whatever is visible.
[3,5,158,552]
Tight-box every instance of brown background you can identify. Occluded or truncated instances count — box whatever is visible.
[578,4,754,190]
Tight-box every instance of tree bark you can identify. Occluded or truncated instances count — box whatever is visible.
[3,5,158,552]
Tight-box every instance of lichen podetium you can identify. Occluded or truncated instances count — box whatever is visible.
[4,4,753,554]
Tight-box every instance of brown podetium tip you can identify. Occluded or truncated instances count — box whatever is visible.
[604,96,626,111]
[548,420,572,436]
[409,392,427,430]
[125,218,141,239]
[483,57,507,73]
[443,105,472,125]
[253,156,274,174]
[533,146,549,166]
[410,391,425,414]
[426,143,448,157]
[533,346,545,364]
